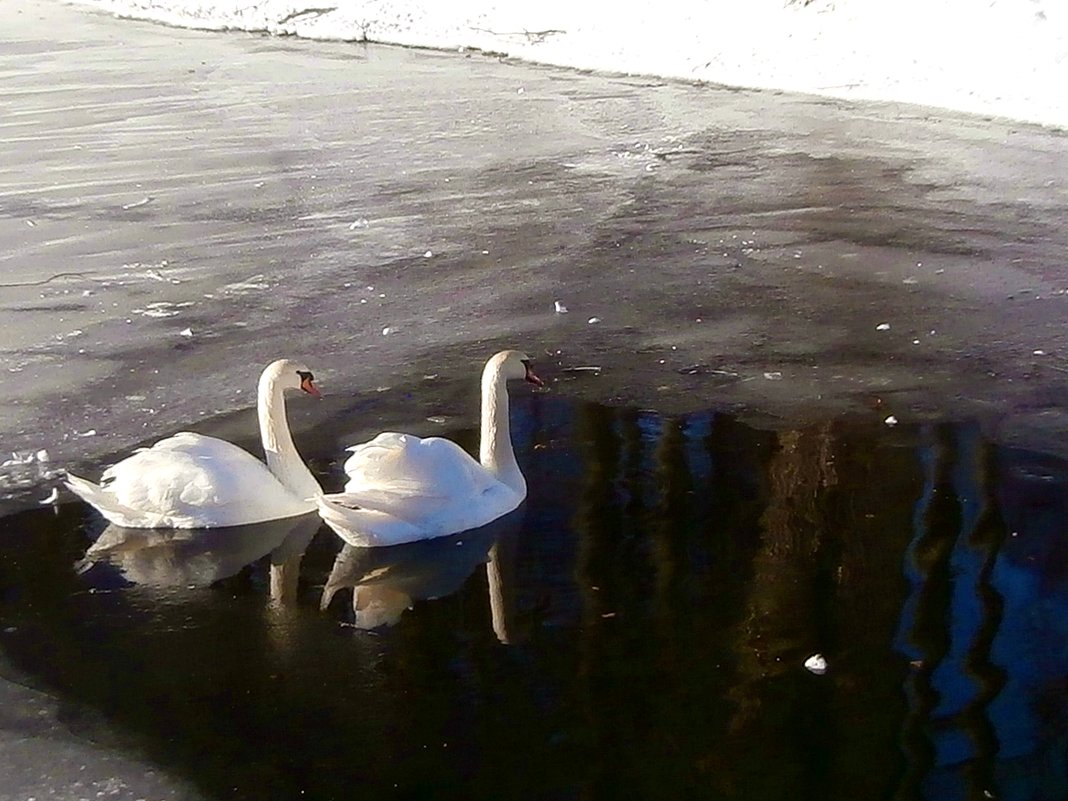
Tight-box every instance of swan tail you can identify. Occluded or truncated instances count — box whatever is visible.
[316,494,424,548]
[64,473,142,527]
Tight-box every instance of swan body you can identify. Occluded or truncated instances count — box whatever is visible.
[65,359,322,529]
[317,350,542,547]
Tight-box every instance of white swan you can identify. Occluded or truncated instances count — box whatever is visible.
[316,350,543,547]
[64,359,323,528]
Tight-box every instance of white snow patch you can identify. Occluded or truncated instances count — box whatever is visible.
[70,0,1068,128]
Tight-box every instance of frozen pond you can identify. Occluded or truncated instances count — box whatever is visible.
[2,394,1068,800]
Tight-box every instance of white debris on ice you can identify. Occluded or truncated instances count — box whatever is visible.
[804,654,828,675]
[121,196,153,210]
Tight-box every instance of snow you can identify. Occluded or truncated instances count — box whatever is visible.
[70,0,1067,128]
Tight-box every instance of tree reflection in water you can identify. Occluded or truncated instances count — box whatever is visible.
[0,394,1065,800]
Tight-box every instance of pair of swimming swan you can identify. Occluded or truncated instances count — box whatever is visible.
[64,350,544,547]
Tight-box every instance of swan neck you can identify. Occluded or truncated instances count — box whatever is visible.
[480,361,523,494]
[258,372,321,501]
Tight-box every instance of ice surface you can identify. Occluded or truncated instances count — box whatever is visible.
[2,0,1068,509]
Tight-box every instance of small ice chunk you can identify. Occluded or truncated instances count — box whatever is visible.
[36,449,50,463]
[554,300,568,314]
[349,218,369,230]
[75,429,97,438]
[179,327,193,337]
[804,654,827,675]
[1,453,33,468]
[884,415,898,426]
[381,326,392,336]
[763,371,783,380]
[122,196,153,210]
[423,250,433,258]
[587,317,601,324]
[876,323,891,331]
[1033,349,1046,356]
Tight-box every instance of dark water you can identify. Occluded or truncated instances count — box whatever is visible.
[1,394,1067,801]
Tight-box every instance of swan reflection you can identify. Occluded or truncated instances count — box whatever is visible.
[78,513,321,595]
[321,511,518,638]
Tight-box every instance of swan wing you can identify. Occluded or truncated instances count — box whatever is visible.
[343,433,498,499]
[73,432,310,528]
[317,479,522,548]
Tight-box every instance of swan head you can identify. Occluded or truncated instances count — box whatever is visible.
[489,350,544,387]
[261,359,322,398]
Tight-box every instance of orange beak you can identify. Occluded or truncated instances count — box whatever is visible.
[301,376,322,398]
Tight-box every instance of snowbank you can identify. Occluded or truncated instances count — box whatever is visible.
[70,0,1068,127]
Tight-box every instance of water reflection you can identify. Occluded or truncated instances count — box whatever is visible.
[77,513,322,600]
[320,512,519,639]
[896,426,1068,801]
[0,395,1066,800]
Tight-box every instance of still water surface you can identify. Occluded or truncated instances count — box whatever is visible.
[1,394,1066,801]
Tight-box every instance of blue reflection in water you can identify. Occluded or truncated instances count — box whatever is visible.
[988,448,1068,801]
[896,425,1068,801]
